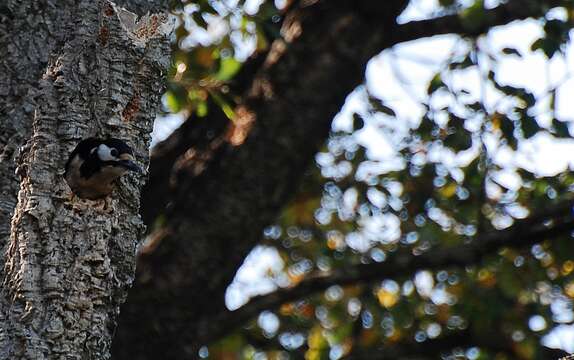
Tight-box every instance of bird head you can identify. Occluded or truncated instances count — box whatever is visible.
[64,138,143,200]
[92,138,143,175]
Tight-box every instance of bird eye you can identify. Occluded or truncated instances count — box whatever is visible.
[110,148,119,157]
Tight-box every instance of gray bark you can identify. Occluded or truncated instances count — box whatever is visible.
[0,0,170,359]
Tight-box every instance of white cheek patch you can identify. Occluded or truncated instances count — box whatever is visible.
[97,144,116,161]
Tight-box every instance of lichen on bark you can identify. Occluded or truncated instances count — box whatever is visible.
[0,0,170,359]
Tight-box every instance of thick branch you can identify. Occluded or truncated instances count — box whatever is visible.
[345,328,570,359]
[202,201,574,343]
[140,0,558,228]
[118,0,559,358]
[142,0,555,224]
[392,0,559,42]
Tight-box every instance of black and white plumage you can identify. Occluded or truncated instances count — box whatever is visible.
[64,138,142,200]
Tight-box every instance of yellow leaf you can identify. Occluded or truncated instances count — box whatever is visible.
[439,183,457,198]
[562,260,574,276]
[377,289,399,308]
[307,326,327,351]
[478,269,496,288]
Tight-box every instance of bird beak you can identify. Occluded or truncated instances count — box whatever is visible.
[119,160,143,173]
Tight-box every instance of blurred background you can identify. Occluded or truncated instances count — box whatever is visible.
[149,0,574,358]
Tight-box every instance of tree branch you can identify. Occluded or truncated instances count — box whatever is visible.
[120,0,561,357]
[344,328,570,359]
[201,200,574,344]
[392,0,559,42]
[142,0,555,225]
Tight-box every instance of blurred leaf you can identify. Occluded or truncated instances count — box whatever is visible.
[164,86,188,113]
[307,326,328,353]
[256,27,270,51]
[449,54,475,70]
[460,0,486,32]
[197,100,208,117]
[493,112,517,149]
[520,116,540,139]
[215,57,242,81]
[352,114,365,131]
[501,47,522,57]
[376,288,399,308]
[530,19,569,59]
[192,47,217,70]
[439,183,457,198]
[552,118,570,138]
[369,97,396,117]
[427,73,446,95]
[192,11,207,28]
[439,0,455,7]
[197,0,218,15]
[164,91,181,113]
[175,24,188,39]
[443,130,472,150]
[444,114,472,150]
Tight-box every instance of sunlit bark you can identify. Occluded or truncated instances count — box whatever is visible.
[0,0,169,358]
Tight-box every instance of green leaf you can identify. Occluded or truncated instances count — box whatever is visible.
[197,100,208,117]
[164,91,180,113]
[459,0,486,32]
[164,87,188,113]
[418,115,435,141]
[518,89,536,108]
[215,57,241,81]
[255,27,269,51]
[210,91,235,120]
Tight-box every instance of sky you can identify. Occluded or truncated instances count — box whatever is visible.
[150,0,574,354]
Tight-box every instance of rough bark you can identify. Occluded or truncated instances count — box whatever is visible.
[0,0,170,359]
[0,0,68,280]
[0,0,81,355]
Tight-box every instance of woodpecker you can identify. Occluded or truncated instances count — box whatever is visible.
[64,138,142,200]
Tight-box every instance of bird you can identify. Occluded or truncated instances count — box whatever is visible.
[64,138,142,200]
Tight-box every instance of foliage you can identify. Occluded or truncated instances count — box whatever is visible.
[165,0,280,117]
[164,0,574,359]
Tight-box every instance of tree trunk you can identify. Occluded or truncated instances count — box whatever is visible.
[0,1,170,358]
[113,1,410,357]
